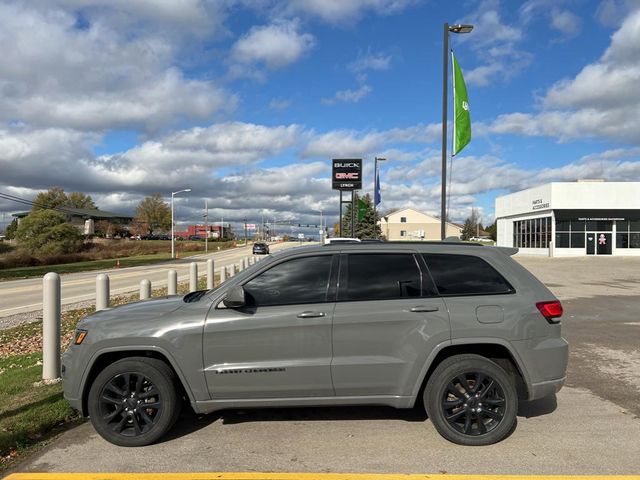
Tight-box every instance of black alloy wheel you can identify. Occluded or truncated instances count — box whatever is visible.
[424,354,518,446]
[88,357,181,447]
[98,372,162,437]
[441,372,506,436]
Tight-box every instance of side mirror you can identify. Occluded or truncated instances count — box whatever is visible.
[223,285,246,309]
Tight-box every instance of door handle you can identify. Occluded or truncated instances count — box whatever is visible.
[409,306,440,313]
[297,311,326,318]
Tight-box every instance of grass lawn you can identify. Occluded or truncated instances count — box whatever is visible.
[0,250,204,281]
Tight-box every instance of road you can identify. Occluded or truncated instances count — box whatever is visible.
[7,255,640,475]
[0,242,299,318]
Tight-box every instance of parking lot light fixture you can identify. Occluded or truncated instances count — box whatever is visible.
[171,188,191,259]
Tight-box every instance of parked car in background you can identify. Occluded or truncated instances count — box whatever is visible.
[252,242,269,255]
[62,242,567,447]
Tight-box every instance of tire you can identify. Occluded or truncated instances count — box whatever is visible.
[424,354,518,446]
[87,357,181,447]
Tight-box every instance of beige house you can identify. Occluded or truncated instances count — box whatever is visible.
[379,207,463,241]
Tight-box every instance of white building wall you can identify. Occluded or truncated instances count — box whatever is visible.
[495,182,640,257]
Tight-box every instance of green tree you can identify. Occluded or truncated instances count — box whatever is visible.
[67,191,97,209]
[135,194,171,235]
[461,207,481,241]
[15,210,84,255]
[340,193,381,239]
[4,218,18,239]
[485,222,497,241]
[32,187,68,211]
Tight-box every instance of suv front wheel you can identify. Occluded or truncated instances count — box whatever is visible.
[424,354,518,446]
[87,357,181,447]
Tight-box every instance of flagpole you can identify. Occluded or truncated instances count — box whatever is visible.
[440,23,473,241]
[440,23,449,241]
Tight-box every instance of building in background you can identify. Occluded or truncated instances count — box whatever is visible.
[495,181,640,256]
[173,224,233,240]
[379,207,463,241]
[12,207,132,235]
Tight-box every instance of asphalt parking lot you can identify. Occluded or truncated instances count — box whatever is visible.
[10,255,640,475]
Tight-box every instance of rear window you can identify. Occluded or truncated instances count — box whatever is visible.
[341,253,422,301]
[422,254,514,296]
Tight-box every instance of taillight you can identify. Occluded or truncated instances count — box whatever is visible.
[536,301,563,323]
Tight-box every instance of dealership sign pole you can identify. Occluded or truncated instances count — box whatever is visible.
[332,159,362,238]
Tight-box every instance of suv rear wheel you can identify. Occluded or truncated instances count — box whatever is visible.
[87,357,181,447]
[424,354,518,446]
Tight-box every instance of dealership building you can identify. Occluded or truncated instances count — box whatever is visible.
[495,181,640,256]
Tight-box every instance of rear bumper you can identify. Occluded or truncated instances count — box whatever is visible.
[511,336,569,401]
[530,376,565,400]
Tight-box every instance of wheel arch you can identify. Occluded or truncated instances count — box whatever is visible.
[411,339,531,406]
[80,346,195,416]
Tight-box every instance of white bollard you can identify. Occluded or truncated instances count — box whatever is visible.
[43,272,61,380]
[189,262,198,292]
[168,270,177,295]
[238,261,244,272]
[219,266,226,284]
[244,256,250,269]
[207,259,214,290]
[229,264,235,277]
[96,273,110,311]
[140,279,151,300]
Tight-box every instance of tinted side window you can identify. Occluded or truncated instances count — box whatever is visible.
[422,254,513,296]
[343,253,421,301]
[244,255,333,307]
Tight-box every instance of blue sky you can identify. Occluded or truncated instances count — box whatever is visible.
[1,0,639,234]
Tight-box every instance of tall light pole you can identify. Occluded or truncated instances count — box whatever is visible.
[374,156,386,239]
[171,188,191,259]
[441,23,473,240]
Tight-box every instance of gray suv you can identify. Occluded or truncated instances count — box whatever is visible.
[62,242,568,446]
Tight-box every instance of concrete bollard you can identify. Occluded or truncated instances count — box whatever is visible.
[219,266,226,284]
[168,270,177,295]
[207,259,214,290]
[238,261,244,272]
[229,264,235,277]
[96,273,110,311]
[189,262,198,292]
[244,256,250,269]
[43,272,61,380]
[140,279,151,300]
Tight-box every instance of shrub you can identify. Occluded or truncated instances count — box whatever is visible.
[14,210,84,255]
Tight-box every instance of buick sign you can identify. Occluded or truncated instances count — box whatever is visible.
[332,158,362,190]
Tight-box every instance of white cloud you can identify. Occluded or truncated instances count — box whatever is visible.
[230,20,315,70]
[0,2,235,131]
[322,85,373,105]
[269,98,292,110]
[457,0,532,87]
[284,0,416,24]
[550,8,582,37]
[348,50,392,72]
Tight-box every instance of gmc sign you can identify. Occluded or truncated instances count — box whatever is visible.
[332,158,362,190]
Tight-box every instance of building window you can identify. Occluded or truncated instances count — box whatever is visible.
[513,217,551,248]
[615,219,640,248]
[555,218,586,249]
[400,217,407,223]
[400,230,406,237]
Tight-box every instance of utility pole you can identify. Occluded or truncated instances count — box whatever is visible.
[204,200,208,253]
[221,217,224,241]
[244,217,248,246]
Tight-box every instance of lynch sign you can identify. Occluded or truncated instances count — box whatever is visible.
[332,159,362,190]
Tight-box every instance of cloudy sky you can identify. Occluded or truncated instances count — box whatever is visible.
[1,0,639,233]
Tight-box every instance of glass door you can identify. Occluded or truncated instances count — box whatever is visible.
[596,233,612,255]
[586,233,595,255]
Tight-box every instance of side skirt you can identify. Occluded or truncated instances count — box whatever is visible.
[192,395,416,414]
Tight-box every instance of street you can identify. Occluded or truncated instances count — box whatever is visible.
[8,255,640,475]
[0,242,298,319]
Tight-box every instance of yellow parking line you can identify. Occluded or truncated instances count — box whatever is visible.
[4,473,640,480]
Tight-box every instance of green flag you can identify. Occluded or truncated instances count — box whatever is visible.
[357,198,367,221]
[452,51,471,156]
